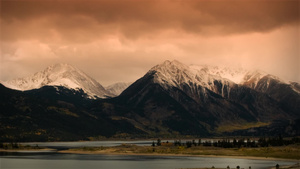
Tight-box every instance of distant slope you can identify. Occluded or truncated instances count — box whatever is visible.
[105,82,132,96]
[242,73,300,118]
[2,63,114,99]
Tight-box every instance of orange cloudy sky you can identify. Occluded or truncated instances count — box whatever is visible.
[0,0,299,85]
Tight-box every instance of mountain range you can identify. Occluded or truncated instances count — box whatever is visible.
[2,63,114,99]
[1,60,299,141]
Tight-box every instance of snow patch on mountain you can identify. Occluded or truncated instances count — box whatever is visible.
[2,63,113,99]
[190,65,248,84]
[240,70,269,88]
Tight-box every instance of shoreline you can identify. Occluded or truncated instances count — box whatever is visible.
[58,149,299,162]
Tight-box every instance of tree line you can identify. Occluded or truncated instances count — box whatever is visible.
[153,136,300,148]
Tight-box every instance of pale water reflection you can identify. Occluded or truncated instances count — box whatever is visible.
[0,153,296,169]
[1,141,297,169]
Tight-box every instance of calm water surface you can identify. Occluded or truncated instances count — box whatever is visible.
[0,141,297,169]
[1,154,296,169]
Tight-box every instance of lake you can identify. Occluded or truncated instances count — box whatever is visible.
[1,153,296,169]
[0,141,297,169]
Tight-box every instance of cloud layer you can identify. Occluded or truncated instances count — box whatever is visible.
[2,0,299,41]
[1,0,299,85]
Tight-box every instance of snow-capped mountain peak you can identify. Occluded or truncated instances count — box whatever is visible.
[150,60,198,88]
[149,60,235,95]
[147,60,296,97]
[151,60,251,87]
[2,63,113,98]
[151,60,191,76]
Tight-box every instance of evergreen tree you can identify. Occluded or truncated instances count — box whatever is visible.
[198,139,202,146]
[157,139,161,146]
[152,141,155,147]
[186,141,192,148]
[233,138,237,147]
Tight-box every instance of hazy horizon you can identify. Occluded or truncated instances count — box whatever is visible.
[1,0,299,86]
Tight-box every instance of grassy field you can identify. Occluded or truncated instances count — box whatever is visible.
[63,144,300,160]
